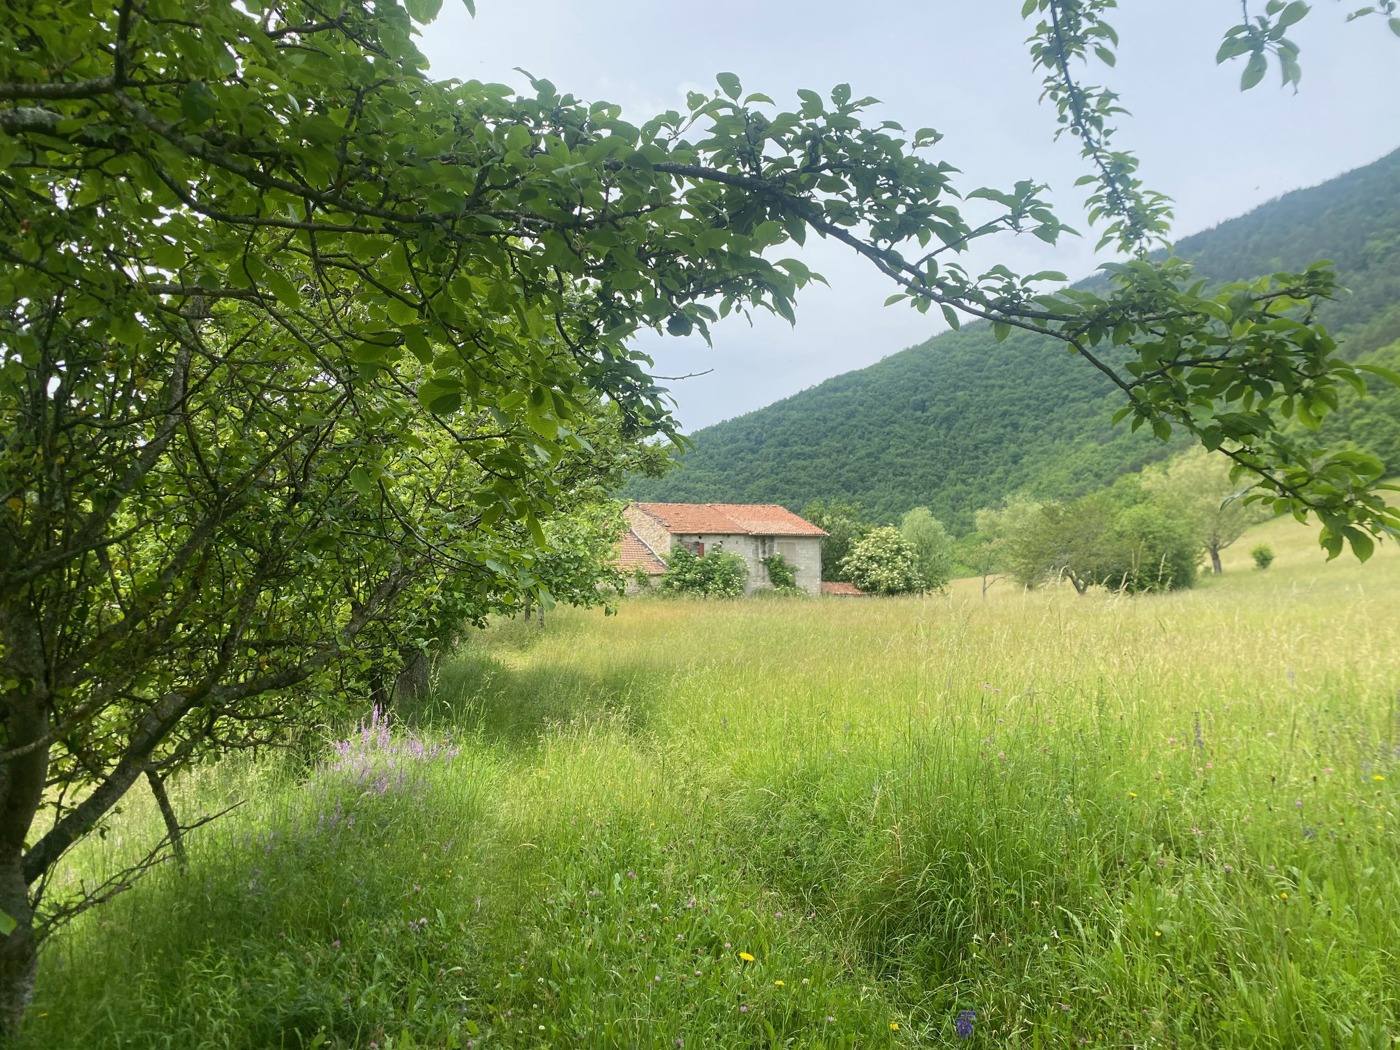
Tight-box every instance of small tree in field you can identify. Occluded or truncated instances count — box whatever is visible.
[900,507,955,593]
[1142,448,1273,575]
[840,527,926,596]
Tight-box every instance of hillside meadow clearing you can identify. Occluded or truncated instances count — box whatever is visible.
[23,516,1400,1049]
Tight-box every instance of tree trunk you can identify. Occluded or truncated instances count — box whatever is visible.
[0,604,52,1041]
[1209,545,1223,576]
[392,647,430,704]
[0,854,37,1042]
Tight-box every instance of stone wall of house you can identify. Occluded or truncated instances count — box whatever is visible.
[775,537,823,595]
[675,533,755,586]
[624,505,674,562]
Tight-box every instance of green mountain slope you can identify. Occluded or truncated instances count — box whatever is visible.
[625,148,1400,530]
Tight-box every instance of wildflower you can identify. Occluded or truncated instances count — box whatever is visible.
[890,1021,900,1031]
[739,1005,749,1014]
[1280,892,1288,900]
[739,951,755,963]
[774,980,785,987]
[826,1016,836,1023]
[955,1009,976,1039]
[1129,792,1137,799]
[1374,775,1386,782]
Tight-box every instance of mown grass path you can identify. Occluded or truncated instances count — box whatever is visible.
[27,519,1400,1047]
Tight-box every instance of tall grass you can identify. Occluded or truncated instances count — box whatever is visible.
[24,518,1400,1048]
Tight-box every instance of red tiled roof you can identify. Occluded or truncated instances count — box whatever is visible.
[631,503,826,538]
[615,528,666,575]
[821,581,866,597]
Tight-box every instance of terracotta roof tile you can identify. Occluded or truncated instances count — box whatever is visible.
[707,504,827,537]
[821,581,866,597]
[630,502,826,538]
[616,528,666,574]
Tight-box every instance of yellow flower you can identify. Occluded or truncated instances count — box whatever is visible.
[774,980,785,987]
[889,1022,900,1031]
[739,951,755,963]
[1280,892,1288,900]
[1129,792,1138,799]
[1374,775,1386,782]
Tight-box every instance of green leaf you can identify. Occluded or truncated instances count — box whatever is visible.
[1356,362,1400,388]
[419,376,463,415]
[180,81,217,125]
[348,466,373,498]
[1240,51,1268,90]
[716,72,742,100]
[1343,527,1375,562]
[403,0,444,22]
[1276,1,1311,28]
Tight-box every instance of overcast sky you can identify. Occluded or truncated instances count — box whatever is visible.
[418,2,1400,431]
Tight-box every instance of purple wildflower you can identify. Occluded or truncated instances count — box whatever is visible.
[955,1009,976,1039]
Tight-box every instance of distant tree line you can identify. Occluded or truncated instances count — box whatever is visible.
[803,444,1280,597]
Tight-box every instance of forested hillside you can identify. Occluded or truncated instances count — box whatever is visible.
[626,149,1400,529]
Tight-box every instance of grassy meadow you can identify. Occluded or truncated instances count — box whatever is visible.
[24,516,1400,1049]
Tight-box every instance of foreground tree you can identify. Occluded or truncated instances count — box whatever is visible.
[3,0,1398,1036]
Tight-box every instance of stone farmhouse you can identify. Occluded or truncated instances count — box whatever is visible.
[617,503,827,595]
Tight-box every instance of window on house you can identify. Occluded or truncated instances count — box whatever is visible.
[758,536,774,558]
[685,539,705,556]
